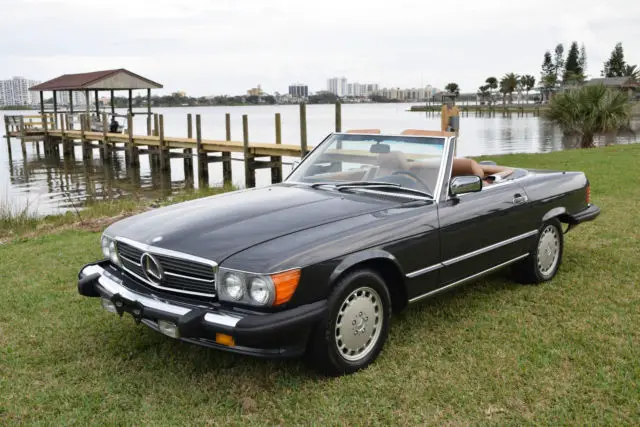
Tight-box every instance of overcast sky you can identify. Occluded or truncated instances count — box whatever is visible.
[2,0,639,96]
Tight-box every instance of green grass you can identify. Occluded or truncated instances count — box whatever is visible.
[1,146,639,425]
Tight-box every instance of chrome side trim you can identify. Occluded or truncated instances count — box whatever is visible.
[406,230,538,278]
[115,236,218,267]
[406,263,442,279]
[121,264,217,298]
[408,253,529,304]
[81,264,241,327]
[442,230,538,267]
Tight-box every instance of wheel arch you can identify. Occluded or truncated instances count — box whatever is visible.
[542,207,572,224]
[328,250,408,314]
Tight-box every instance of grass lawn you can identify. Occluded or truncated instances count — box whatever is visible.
[1,145,639,425]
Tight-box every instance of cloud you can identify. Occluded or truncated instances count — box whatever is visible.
[2,0,639,95]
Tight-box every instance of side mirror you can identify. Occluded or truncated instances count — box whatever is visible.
[450,175,482,196]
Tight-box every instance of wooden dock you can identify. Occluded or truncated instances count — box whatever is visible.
[3,103,341,188]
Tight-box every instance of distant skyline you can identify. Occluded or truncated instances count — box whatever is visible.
[2,0,639,96]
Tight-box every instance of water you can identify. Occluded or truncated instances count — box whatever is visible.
[1,103,638,215]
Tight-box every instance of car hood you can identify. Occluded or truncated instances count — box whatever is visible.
[105,184,397,263]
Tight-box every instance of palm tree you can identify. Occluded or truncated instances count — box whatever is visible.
[623,64,640,82]
[500,73,520,105]
[477,85,490,104]
[543,84,630,148]
[485,77,498,105]
[520,75,536,103]
[445,82,460,98]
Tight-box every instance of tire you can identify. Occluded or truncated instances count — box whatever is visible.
[306,269,391,376]
[513,218,564,284]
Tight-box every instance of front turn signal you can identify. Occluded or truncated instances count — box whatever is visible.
[271,269,301,305]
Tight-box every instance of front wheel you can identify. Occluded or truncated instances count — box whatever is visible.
[513,219,564,284]
[306,269,391,376]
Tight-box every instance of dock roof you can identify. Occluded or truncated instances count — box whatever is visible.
[29,69,163,91]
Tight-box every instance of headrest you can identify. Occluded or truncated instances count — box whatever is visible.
[378,151,409,171]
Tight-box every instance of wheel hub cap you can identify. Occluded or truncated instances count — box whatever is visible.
[335,287,382,362]
[538,225,560,277]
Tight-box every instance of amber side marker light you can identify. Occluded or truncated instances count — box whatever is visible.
[215,333,236,347]
[271,269,301,306]
[586,184,591,204]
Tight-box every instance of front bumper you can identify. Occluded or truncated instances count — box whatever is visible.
[78,261,326,358]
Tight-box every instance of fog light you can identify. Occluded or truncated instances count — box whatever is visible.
[157,320,180,339]
[101,298,118,314]
[215,333,235,347]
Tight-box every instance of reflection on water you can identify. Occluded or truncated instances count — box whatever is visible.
[1,104,638,215]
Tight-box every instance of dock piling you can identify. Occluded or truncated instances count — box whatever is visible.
[271,113,283,183]
[243,114,255,188]
[159,114,168,171]
[222,113,232,184]
[299,103,308,157]
[196,114,208,187]
[127,112,139,167]
[335,101,342,132]
[184,113,193,182]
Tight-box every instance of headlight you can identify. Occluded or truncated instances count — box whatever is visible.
[101,235,111,258]
[249,277,275,305]
[108,240,121,266]
[222,272,244,301]
[217,268,300,307]
[101,234,121,267]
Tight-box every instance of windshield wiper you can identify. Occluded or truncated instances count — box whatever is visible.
[310,181,401,189]
[337,183,433,199]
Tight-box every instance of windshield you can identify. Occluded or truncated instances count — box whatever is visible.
[287,133,446,195]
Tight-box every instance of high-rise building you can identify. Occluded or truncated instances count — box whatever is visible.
[327,77,348,96]
[56,90,89,107]
[0,76,41,107]
[288,84,308,98]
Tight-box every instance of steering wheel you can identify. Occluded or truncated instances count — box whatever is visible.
[391,170,432,194]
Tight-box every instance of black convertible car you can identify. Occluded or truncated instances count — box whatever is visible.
[78,129,600,375]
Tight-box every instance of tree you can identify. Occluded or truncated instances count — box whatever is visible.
[541,51,557,102]
[308,91,339,104]
[563,41,580,83]
[520,75,536,103]
[484,77,498,105]
[500,73,519,104]
[623,64,640,82]
[553,44,565,80]
[602,42,626,77]
[578,44,587,76]
[444,82,460,97]
[543,84,630,148]
[477,85,490,104]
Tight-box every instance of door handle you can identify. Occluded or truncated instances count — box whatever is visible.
[513,194,528,205]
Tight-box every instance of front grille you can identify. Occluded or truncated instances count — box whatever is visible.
[116,240,217,297]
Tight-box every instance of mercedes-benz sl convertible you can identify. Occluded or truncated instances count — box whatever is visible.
[77,129,600,375]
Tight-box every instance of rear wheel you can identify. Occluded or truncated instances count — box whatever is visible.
[306,269,391,376]
[513,219,564,284]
